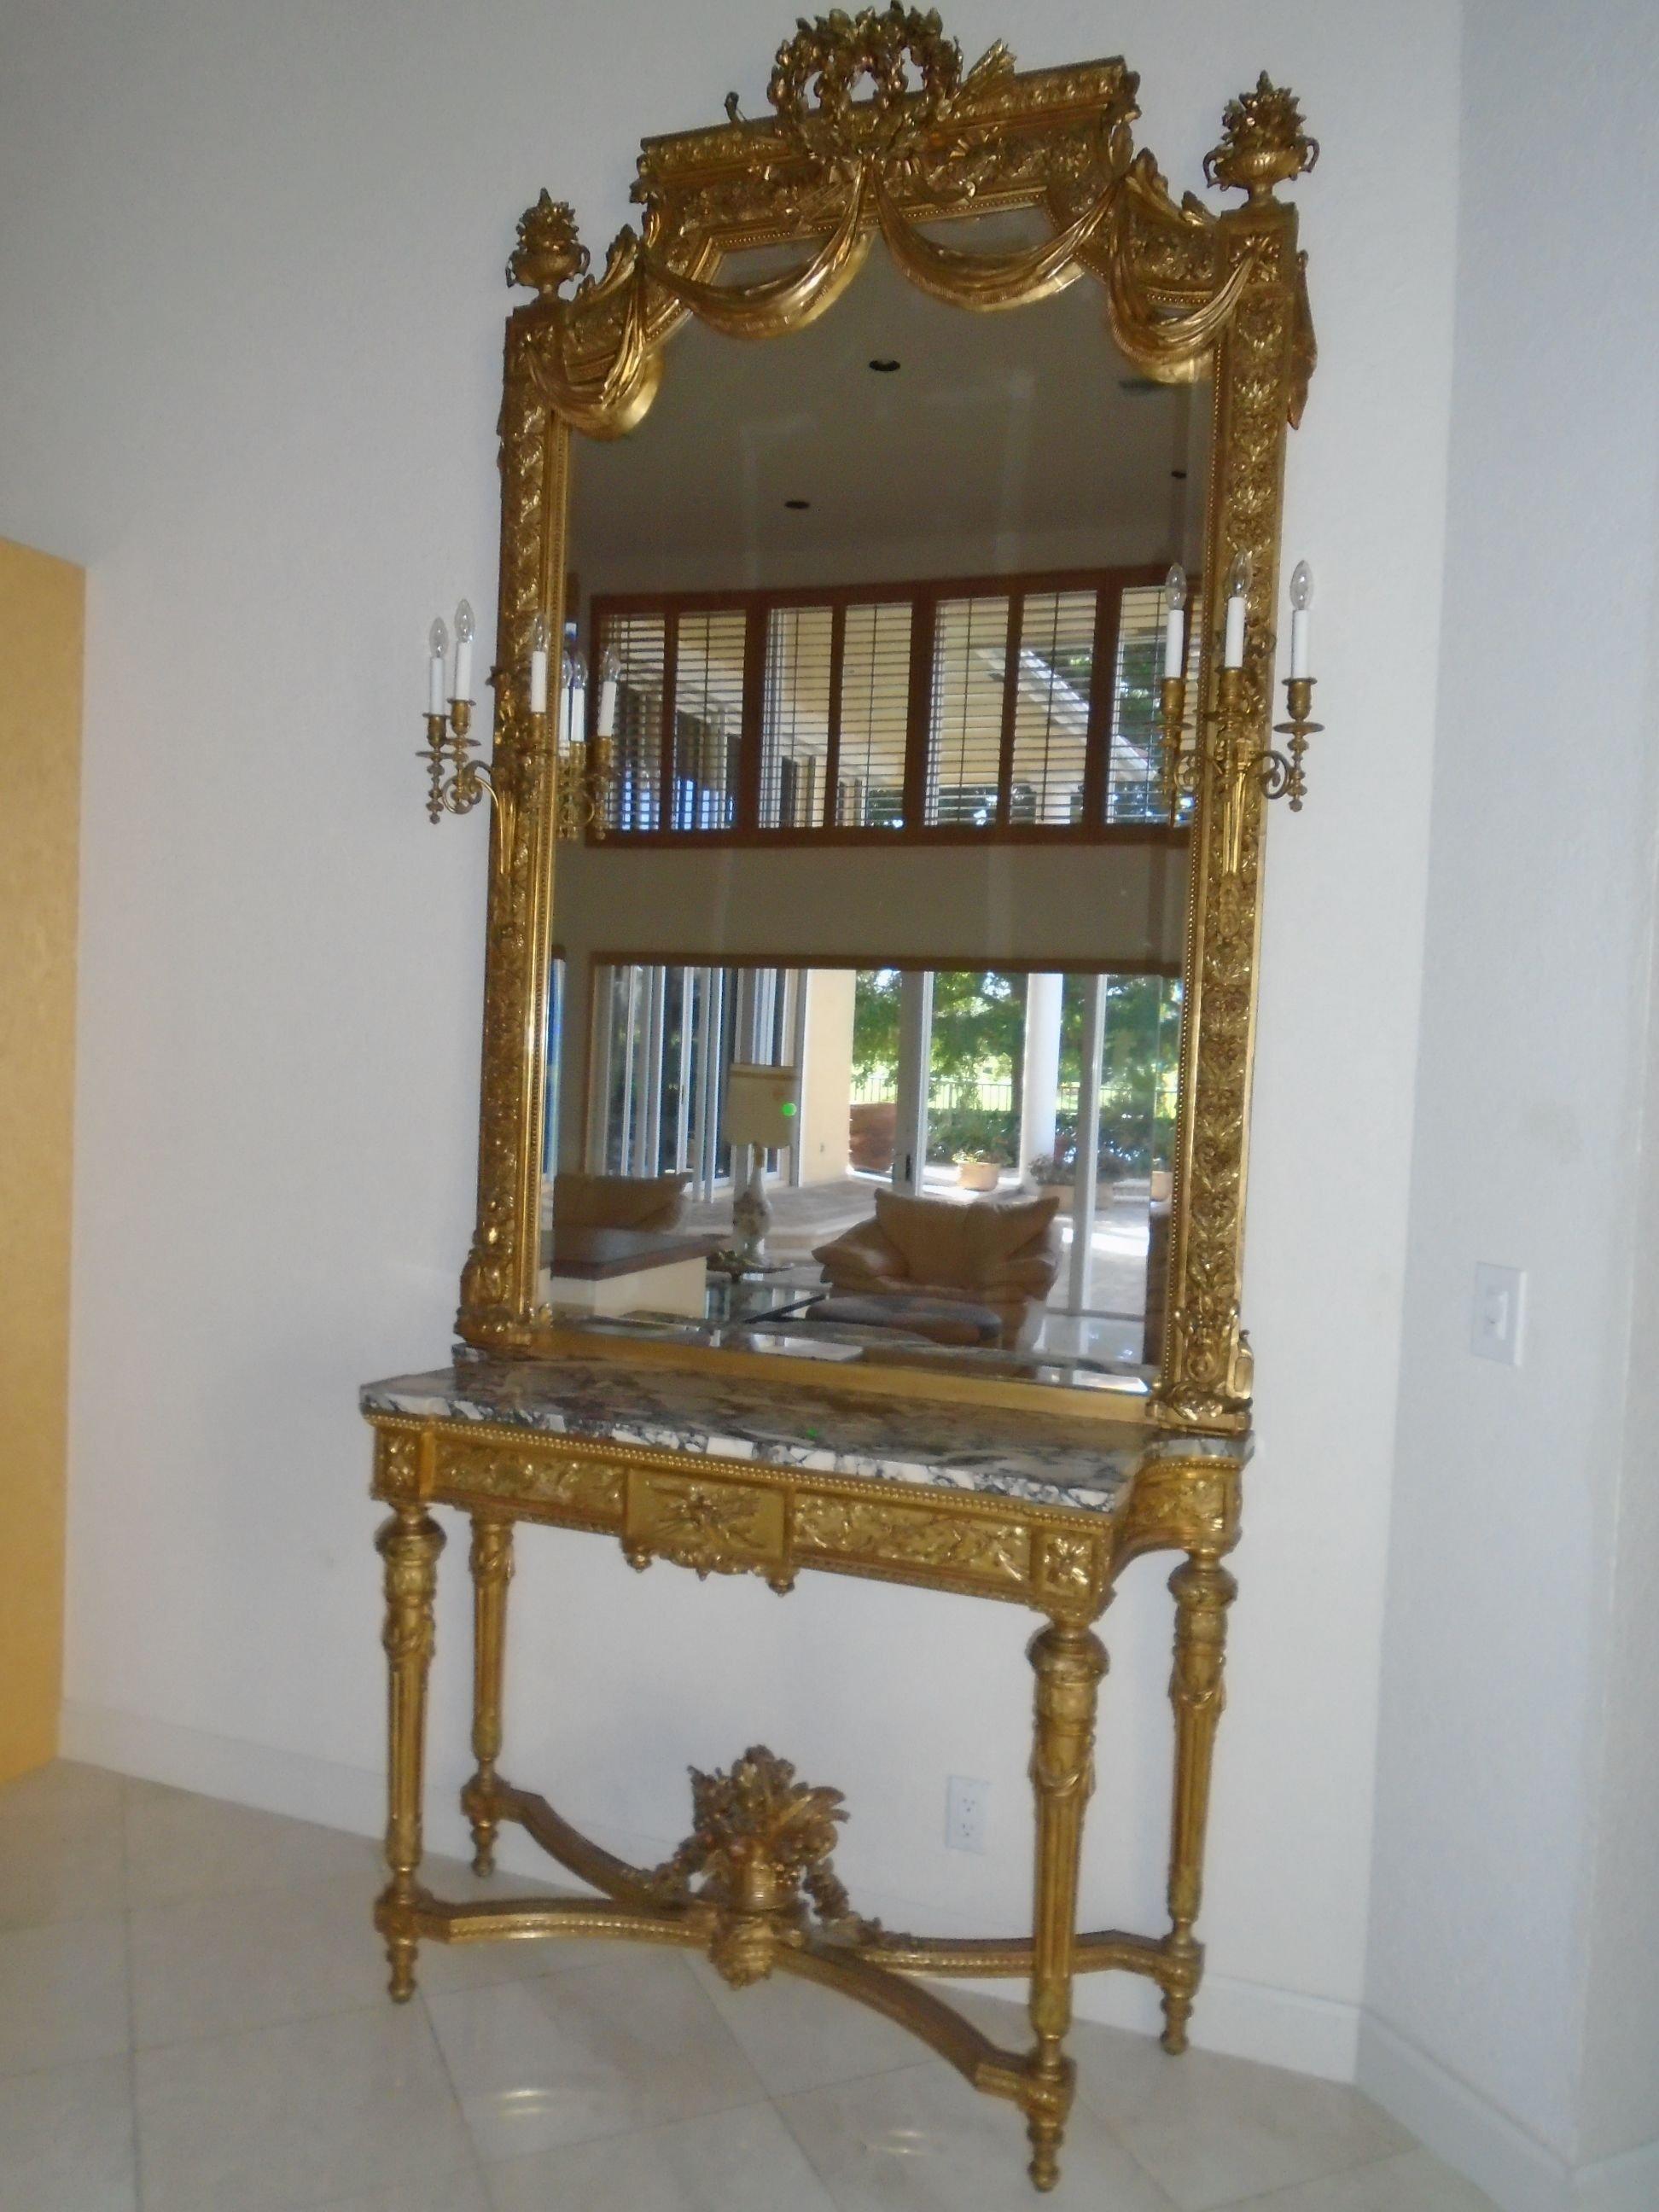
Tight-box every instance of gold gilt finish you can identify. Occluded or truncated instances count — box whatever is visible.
[645,1745,876,1987]
[371,1504,444,2002]
[368,1406,1244,2189]
[456,3,1317,1437]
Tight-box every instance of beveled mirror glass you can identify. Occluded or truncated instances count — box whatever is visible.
[456,9,1316,1432]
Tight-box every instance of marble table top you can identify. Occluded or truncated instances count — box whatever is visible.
[360,1351,1246,1518]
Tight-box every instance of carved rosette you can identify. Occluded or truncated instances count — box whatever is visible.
[456,4,1316,1435]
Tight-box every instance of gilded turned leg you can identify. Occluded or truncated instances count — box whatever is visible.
[1161,1551,1237,2055]
[461,1515,515,1876]
[1025,1615,1109,2192]
[373,1504,444,2002]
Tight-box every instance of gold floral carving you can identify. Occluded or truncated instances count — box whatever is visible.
[647,1745,874,1986]
[624,1476,787,1583]
[1204,75,1318,205]
[457,5,1316,1437]
[376,1509,444,1668]
[793,1494,1029,1586]
[375,1431,422,1502]
[440,1444,624,1521]
[1113,1461,1239,1570]
[1035,1530,1101,1609]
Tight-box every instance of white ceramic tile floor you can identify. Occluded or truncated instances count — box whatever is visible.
[0,1761,1499,2212]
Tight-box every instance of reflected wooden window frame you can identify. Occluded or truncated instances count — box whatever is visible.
[585,565,1187,847]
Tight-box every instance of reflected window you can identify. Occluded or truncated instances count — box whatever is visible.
[586,570,1190,842]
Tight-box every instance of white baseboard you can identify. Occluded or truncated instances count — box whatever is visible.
[1573,2138,1659,2212]
[1051,1959,1359,2081]
[63,1698,1359,2077]
[58,1699,673,1883]
[61,1701,387,1840]
[1357,2012,1575,2212]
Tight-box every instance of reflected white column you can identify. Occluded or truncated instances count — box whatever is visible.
[673,967,693,1174]
[585,965,614,1173]
[637,964,667,1175]
[788,967,808,1188]
[1019,971,1064,1183]
[1068,974,1108,1314]
[700,968,724,1198]
[893,969,934,1194]
[619,966,640,1174]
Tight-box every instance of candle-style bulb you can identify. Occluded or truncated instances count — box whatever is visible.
[1165,563,1187,611]
[454,599,475,644]
[426,615,450,715]
[527,610,550,714]
[1289,560,1313,611]
[1225,550,1252,602]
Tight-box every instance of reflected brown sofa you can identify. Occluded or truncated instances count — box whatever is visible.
[551,1172,690,1233]
[812,1189,1062,1349]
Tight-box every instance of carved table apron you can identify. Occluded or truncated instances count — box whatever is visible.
[361,1353,1245,2192]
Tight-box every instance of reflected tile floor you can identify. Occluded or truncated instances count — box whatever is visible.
[0,1761,1499,2212]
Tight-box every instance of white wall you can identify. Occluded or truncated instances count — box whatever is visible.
[1362,2,1659,2204]
[0,0,1458,2085]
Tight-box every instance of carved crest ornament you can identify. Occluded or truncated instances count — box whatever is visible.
[457,4,1317,1434]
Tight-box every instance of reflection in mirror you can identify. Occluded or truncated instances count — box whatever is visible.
[544,224,1209,1390]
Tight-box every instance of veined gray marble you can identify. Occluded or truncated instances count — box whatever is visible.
[359,1352,1245,1517]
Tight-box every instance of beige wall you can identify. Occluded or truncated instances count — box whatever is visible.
[0,539,82,1783]
[554,839,1186,969]
[798,967,855,1183]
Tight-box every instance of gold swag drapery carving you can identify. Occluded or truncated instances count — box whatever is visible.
[504,9,1313,444]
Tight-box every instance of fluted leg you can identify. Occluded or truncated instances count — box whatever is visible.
[1025,1615,1108,2192]
[462,1515,515,1875]
[373,1505,444,2001]
[1161,1551,1237,2054]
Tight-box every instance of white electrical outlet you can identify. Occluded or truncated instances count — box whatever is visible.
[1471,1262,1526,1365]
[946,1775,989,1854]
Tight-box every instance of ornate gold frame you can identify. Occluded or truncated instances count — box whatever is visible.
[455,6,1315,1435]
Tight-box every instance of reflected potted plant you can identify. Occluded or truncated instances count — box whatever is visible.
[955,1151,1001,1192]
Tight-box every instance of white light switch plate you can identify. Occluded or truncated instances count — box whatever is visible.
[1471,1262,1525,1365]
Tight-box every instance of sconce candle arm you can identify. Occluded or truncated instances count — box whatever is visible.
[1153,652,1327,852]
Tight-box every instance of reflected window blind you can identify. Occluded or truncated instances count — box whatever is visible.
[1008,589,1097,825]
[595,612,666,831]
[928,595,1010,827]
[761,604,835,829]
[593,569,1170,841]
[672,609,746,832]
[835,601,911,828]
[1106,579,1202,824]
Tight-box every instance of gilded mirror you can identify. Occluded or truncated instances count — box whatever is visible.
[451,7,1317,1434]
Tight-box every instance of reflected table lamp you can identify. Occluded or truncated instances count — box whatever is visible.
[725,1062,798,1266]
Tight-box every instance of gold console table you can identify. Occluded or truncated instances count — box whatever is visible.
[361,1349,1245,2191]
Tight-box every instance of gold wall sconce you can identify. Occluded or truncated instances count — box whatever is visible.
[418,604,620,864]
[1159,558,1325,875]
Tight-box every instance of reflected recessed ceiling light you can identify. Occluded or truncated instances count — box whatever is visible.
[784,498,811,509]
[868,358,901,373]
